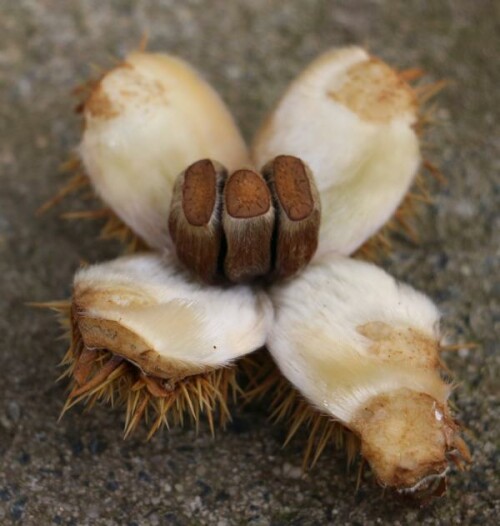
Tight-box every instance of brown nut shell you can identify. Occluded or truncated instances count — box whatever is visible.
[222,169,275,282]
[262,155,321,279]
[168,159,227,283]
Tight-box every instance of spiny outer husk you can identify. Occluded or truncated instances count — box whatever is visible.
[264,255,470,494]
[362,68,447,259]
[252,46,446,260]
[38,158,145,253]
[47,252,272,437]
[72,254,272,369]
[79,51,251,251]
[49,300,240,438]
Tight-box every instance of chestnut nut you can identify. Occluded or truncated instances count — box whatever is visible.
[168,155,321,283]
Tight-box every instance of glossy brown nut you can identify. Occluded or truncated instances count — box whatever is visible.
[168,159,227,283]
[222,169,275,282]
[262,155,321,279]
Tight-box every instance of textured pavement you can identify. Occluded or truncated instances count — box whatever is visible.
[0,1,498,524]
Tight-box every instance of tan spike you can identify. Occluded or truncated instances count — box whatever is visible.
[398,67,425,82]
[312,421,334,468]
[37,173,88,215]
[124,393,150,438]
[302,415,324,469]
[243,352,361,471]
[40,156,146,252]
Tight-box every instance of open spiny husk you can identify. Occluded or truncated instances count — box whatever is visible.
[43,49,459,483]
[48,300,239,438]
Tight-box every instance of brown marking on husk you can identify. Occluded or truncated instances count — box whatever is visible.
[357,322,439,369]
[86,86,120,119]
[329,58,417,123]
[72,283,213,381]
[77,316,210,381]
[74,60,133,118]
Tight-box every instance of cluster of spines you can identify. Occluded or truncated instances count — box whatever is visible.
[242,355,359,470]
[45,301,239,439]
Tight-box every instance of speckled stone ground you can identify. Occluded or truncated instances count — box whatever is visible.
[0,1,498,525]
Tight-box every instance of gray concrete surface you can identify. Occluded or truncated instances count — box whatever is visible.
[0,1,498,524]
